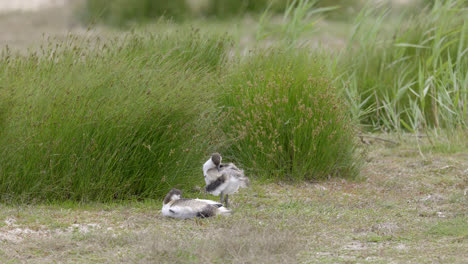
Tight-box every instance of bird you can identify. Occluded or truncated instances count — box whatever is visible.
[203,153,249,208]
[161,188,231,219]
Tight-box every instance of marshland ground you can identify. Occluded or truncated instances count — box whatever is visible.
[0,0,467,263]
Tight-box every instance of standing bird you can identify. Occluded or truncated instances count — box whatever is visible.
[203,153,249,208]
[162,188,231,219]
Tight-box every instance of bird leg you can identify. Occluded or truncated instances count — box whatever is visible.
[220,192,224,204]
[224,194,229,208]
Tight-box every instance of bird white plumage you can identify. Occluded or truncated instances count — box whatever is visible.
[162,188,231,219]
[203,153,249,207]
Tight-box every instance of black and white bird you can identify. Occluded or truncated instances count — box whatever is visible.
[203,153,249,208]
[161,188,231,219]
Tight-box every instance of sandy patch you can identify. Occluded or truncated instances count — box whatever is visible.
[0,0,66,13]
[0,217,104,243]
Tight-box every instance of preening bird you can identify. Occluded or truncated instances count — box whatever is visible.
[203,153,249,208]
[161,188,231,219]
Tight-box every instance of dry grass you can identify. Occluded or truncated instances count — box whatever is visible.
[0,136,466,263]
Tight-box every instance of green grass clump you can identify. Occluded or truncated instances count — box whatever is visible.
[428,217,468,238]
[82,0,189,26]
[420,129,468,153]
[219,50,361,181]
[0,30,229,202]
[342,0,468,131]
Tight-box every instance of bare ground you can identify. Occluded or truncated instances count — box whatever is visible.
[0,137,466,263]
[0,1,84,52]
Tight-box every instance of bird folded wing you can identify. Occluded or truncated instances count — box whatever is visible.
[205,174,229,196]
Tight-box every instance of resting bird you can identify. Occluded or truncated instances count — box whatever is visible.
[161,188,231,219]
[203,153,249,208]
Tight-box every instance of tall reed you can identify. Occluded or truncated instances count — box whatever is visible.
[342,0,468,131]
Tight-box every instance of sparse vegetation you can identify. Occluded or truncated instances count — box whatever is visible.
[428,217,468,238]
[0,141,466,263]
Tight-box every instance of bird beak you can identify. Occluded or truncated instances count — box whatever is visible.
[216,165,220,171]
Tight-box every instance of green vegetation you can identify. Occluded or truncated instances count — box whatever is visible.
[81,0,364,26]
[0,30,230,202]
[80,0,280,26]
[201,0,362,18]
[219,50,360,180]
[428,217,468,238]
[341,0,468,131]
[205,0,284,17]
[81,0,189,26]
[0,25,360,202]
[1,0,467,203]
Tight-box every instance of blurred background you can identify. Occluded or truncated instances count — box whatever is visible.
[0,0,428,51]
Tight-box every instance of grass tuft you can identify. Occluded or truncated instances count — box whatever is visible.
[0,29,230,202]
[428,217,468,238]
[219,50,361,181]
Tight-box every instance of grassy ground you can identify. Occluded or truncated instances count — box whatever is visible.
[1,139,466,263]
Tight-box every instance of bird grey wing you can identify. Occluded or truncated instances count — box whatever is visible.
[221,164,247,181]
[220,162,241,172]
